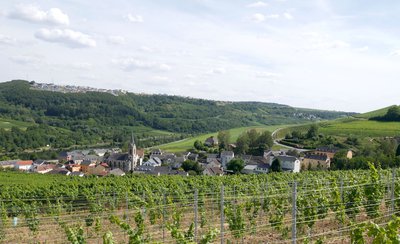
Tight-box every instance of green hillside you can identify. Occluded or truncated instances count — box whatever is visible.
[0,118,33,130]
[158,124,288,152]
[354,106,395,119]
[0,80,352,154]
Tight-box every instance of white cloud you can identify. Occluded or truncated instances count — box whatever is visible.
[71,62,92,70]
[0,34,17,45]
[159,64,172,71]
[325,40,350,49]
[266,14,280,19]
[255,72,281,79]
[153,76,170,81]
[356,46,369,52]
[247,1,268,8]
[107,35,125,45]
[390,50,400,56]
[283,12,293,20]
[207,67,226,75]
[126,14,143,23]
[8,4,69,26]
[251,13,266,23]
[35,28,96,48]
[9,55,41,65]
[112,57,171,72]
[185,74,196,79]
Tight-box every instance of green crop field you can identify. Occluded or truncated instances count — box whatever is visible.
[278,118,400,139]
[319,119,400,137]
[0,118,33,130]
[157,124,292,152]
[354,106,394,119]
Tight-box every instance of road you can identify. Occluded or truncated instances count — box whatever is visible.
[272,128,310,152]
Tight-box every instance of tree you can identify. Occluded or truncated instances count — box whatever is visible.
[292,130,303,139]
[182,160,203,175]
[379,139,397,156]
[397,144,400,157]
[235,133,249,155]
[307,124,319,139]
[385,106,400,121]
[194,140,204,151]
[226,159,245,174]
[270,158,282,172]
[247,129,260,149]
[217,130,230,150]
[257,131,274,149]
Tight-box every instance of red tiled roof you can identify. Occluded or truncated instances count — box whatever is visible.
[16,160,33,166]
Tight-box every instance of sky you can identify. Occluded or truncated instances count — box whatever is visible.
[0,0,399,113]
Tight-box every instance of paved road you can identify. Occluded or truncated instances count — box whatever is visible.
[272,128,310,152]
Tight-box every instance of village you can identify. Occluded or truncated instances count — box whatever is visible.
[0,133,354,177]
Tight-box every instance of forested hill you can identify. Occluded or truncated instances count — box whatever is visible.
[0,80,353,154]
[0,80,352,133]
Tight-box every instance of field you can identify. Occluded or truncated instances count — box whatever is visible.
[276,117,400,140]
[157,124,292,152]
[0,118,33,130]
[0,168,399,243]
[319,119,400,137]
[354,106,393,119]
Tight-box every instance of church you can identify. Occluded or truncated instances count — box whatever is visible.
[105,134,143,172]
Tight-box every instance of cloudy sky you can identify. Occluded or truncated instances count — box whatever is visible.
[0,0,399,112]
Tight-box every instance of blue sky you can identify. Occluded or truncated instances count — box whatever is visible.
[0,0,399,112]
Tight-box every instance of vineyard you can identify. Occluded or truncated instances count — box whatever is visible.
[1,165,400,243]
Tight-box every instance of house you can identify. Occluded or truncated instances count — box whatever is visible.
[276,155,301,173]
[303,154,331,170]
[34,164,56,174]
[87,165,107,175]
[135,165,156,172]
[204,136,218,147]
[83,155,100,163]
[187,153,199,162]
[109,168,126,177]
[315,146,353,160]
[93,149,109,157]
[66,164,81,172]
[150,149,163,158]
[158,153,176,164]
[206,154,219,163]
[105,135,142,172]
[206,159,222,169]
[58,151,84,164]
[242,155,268,166]
[220,151,234,168]
[228,144,237,151]
[80,160,96,173]
[15,160,33,171]
[242,164,258,174]
[255,163,270,174]
[142,157,162,167]
[0,160,19,169]
[48,168,71,176]
[172,156,186,169]
[203,167,224,176]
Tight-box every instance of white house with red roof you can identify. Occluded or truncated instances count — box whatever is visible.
[15,160,33,171]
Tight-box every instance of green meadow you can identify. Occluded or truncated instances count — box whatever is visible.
[0,118,33,130]
[157,124,291,152]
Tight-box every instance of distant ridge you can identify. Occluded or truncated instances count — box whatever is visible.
[355,106,397,119]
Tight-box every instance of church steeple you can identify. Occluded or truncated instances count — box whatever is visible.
[128,133,138,171]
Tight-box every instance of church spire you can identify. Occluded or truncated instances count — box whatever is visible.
[131,132,135,145]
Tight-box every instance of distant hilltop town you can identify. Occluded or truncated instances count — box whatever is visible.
[30,81,128,96]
